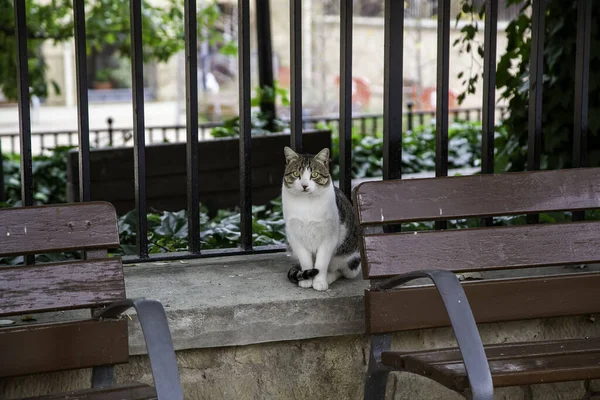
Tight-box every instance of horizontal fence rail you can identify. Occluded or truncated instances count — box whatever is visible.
[0,107,506,155]
[4,0,590,264]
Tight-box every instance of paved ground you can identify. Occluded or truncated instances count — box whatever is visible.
[0,100,184,135]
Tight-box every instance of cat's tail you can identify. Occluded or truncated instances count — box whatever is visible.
[287,264,319,283]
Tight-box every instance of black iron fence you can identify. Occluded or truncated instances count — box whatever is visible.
[7,0,592,262]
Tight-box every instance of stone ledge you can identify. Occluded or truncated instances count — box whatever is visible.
[123,250,600,356]
[123,252,368,355]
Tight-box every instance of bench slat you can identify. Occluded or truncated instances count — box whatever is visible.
[354,168,600,225]
[366,272,600,333]
[0,258,125,317]
[437,351,600,388]
[0,319,129,378]
[381,339,600,391]
[397,337,600,365]
[0,202,119,257]
[362,221,600,278]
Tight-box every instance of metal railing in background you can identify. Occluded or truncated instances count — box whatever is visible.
[323,0,523,22]
[0,106,505,155]
[8,0,590,263]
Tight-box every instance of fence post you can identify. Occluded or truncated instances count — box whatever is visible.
[407,101,414,132]
[0,139,4,203]
[107,117,114,147]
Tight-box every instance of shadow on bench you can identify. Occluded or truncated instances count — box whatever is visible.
[353,168,600,400]
[0,202,183,400]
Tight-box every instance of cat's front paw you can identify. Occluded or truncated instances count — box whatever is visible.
[312,279,329,291]
[298,279,313,288]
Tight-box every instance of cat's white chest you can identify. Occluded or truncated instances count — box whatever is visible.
[282,188,339,253]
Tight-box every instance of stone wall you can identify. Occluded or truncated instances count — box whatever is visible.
[3,315,600,399]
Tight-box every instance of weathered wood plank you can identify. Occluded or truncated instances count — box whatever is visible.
[435,351,600,389]
[382,344,600,390]
[362,221,600,278]
[0,319,129,378]
[394,337,600,366]
[354,168,600,225]
[366,272,600,333]
[0,258,125,317]
[0,202,119,257]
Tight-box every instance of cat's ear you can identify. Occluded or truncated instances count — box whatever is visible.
[314,148,330,166]
[284,146,299,164]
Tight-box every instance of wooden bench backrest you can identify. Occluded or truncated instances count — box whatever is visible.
[0,202,128,378]
[353,168,600,334]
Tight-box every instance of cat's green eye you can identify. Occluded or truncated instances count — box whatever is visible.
[292,171,300,177]
[311,172,319,178]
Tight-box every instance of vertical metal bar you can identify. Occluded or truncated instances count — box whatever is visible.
[528,0,545,172]
[419,113,425,126]
[573,0,591,170]
[130,0,149,258]
[339,0,353,199]
[185,0,201,254]
[481,0,497,175]
[0,140,4,202]
[257,0,276,131]
[435,0,450,179]
[372,117,377,136]
[106,117,114,146]
[238,0,252,250]
[54,133,59,148]
[435,0,450,231]
[74,0,90,202]
[481,0,498,227]
[407,102,414,132]
[382,0,403,181]
[527,0,545,224]
[14,0,33,207]
[573,0,592,222]
[290,0,303,152]
[11,136,16,153]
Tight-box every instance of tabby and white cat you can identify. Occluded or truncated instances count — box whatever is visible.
[282,146,361,291]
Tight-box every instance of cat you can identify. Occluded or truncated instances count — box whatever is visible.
[281,146,361,291]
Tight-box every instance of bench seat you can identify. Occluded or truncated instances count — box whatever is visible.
[382,337,600,391]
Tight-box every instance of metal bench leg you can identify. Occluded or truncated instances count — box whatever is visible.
[364,334,392,400]
[95,298,184,400]
[582,380,600,399]
[91,365,115,388]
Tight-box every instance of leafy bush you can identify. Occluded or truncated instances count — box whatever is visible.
[455,0,600,171]
[330,121,507,179]
[211,112,288,138]
[211,82,290,138]
[115,199,286,255]
[1,146,72,207]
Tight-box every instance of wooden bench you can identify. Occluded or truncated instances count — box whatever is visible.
[353,168,600,400]
[0,202,183,399]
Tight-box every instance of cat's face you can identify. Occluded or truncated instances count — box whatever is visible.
[283,147,330,194]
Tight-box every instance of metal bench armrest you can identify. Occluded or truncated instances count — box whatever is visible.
[95,299,184,400]
[378,270,493,400]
